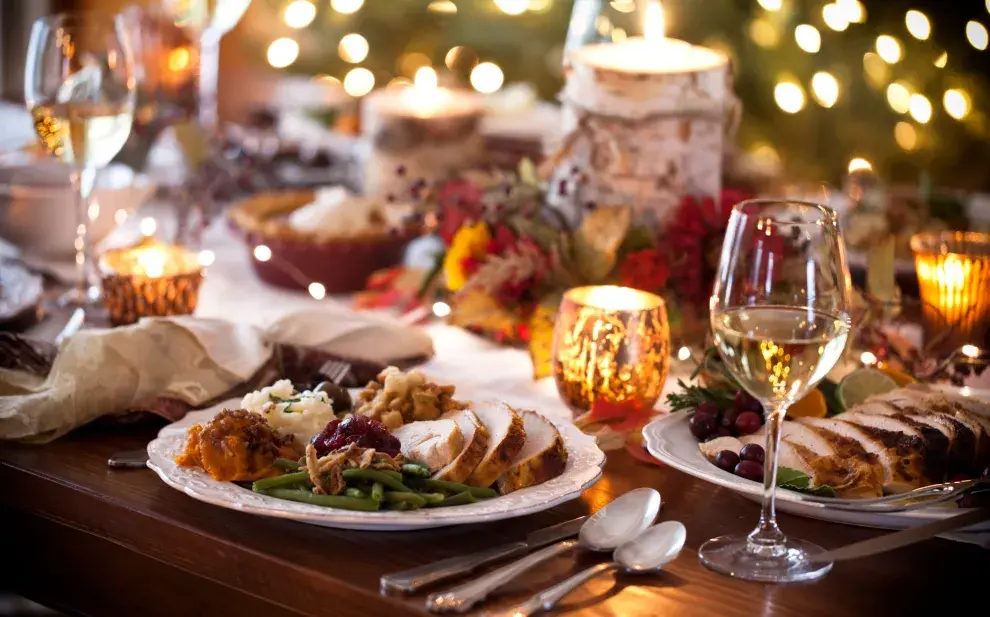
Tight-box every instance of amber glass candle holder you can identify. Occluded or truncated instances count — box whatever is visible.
[912,231,990,348]
[99,239,204,326]
[552,285,670,415]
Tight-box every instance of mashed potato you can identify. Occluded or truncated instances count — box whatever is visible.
[241,379,336,445]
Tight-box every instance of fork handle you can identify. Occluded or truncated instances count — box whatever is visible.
[426,539,579,613]
[381,541,529,594]
[483,562,619,617]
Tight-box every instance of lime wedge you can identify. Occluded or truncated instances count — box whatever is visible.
[836,368,899,410]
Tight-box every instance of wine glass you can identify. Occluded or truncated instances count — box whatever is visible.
[25,12,137,308]
[700,199,852,583]
[161,0,252,133]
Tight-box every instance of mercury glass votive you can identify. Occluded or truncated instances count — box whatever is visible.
[99,239,204,326]
[552,285,671,415]
[912,231,990,348]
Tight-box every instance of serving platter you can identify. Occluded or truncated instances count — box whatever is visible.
[147,399,605,531]
[642,410,990,532]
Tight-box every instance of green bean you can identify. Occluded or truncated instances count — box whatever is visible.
[414,479,497,499]
[380,469,404,481]
[343,468,414,492]
[252,471,310,492]
[344,487,367,499]
[390,500,414,511]
[265,489,380,511]
[417,492,446,505]
[370,482,384,503]
[400,463,431,478]
[437,491,479,507]
[383,491,427,507]
[274,458,301,471]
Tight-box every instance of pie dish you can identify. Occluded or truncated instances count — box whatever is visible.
[228,187,420,293]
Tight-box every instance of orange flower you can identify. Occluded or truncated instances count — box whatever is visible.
[443,222,491,291]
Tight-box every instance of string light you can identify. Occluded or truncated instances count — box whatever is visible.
[197,250,216,267]
[749,18,780,48]
[967,21,989,51]
[470,62,504,93]
[427,0,457,14]
[822,4,849,32]
[757,0,782,11]
[908,94,932,124]
[253,245,272,262]
[494,0,530,15]
[283,0,316,29]
[774,81,806,113]
[811,71,839,107]
[88,201,100,222]
[943,89,971,120]
[934,51,948,68]
[338,33,369,63]
[848,157,872,173]
[267,38,299,68]
[876,35,902,63]
[330,0,364,14]
[677,346,692,361]
[432,301,452,317]
[894,121,917,151]
[837,0,865,23]
[905,10,930,40]
[140,217,157,237]
[610,0,636,13]
[886,81,911,114]
[860,351,877,365]
[343,67,375,96]
[308,282,327,300]
[794,24,821,53]
[862,52,888,87]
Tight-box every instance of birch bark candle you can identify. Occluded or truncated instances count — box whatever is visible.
[551,2,731,227]
[360,68,484,197]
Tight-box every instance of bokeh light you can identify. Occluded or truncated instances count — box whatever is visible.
[886,81,911,114]
[253,245,272,262]
[934,51,948,68]
[140,217,156,237]
[330,0,364,14]
[943,89,971,120]
[427,0,457,13]
[267,38,299,68]
[795,24,821,53]
[343,67,375,97]
[284,0,316,29]
[848,157,872,173]
[612,27,627,43]
[471,62,505,93]
[967,21,989,51]
[811,71,839,107]
[432,301,452,317]
[838,0,865,23]
[308,282,327,300]
[862,52,888,88]
[198,250,216,267]
[757,0,782,11]
[876,35,902,63]
[398,52,432,78]
[415,66,438,89]
[822,4,849,32]
[894,121,917,151]
[494,0,530,15]
[774,81,806,113]
[749,18,780,48]
[909,93,932,123]
[905,10,930,40]
[610,0,636,13]
[338,33,369,63]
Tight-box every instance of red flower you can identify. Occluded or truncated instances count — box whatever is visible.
[619,249,670,293]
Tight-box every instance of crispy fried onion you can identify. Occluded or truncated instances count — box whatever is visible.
[301,443,406,494]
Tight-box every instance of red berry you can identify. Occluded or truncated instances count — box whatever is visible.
[734,411,762,435]
[735,460,764,482]
[311,415,400,457]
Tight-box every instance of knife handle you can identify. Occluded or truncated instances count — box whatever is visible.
[381,541,529,594]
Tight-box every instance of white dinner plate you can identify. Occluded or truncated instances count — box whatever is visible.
[642,412,990,532]
[147,400,605,531]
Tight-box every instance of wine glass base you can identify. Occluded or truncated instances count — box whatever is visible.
[698,534,833,583]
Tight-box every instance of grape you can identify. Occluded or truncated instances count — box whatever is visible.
[734,390,762,414]
[696,401,720,419]
[713,427,733,438]
[311,415,401,457]
[734,411,762,435]
[714,450,739,472]
[739,443,765,464]
[720,409,738,431]
[734,460,764,482]
[689,413,717,440]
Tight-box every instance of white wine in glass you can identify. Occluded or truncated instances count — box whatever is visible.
[25,12,136,312]
[700,199,852,583]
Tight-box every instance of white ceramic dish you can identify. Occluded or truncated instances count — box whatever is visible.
[148,400,605,531]
[642,411,990,532]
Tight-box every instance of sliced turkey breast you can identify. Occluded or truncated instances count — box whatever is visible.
[798,417,928,492]
[840,407,946,483]
[432,409,489,483]
[779,422,885,497]
[859,401,966,476]
[465,402,527,488]
[393,419,464,473]
[497,411,568,495]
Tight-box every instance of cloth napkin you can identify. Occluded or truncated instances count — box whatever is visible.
[0,306,433,442]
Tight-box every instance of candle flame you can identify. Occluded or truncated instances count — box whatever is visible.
[136,248,167,278]
[414,66,438,91]
[644,1,665,41]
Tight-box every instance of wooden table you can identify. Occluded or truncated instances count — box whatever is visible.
[2,419,986,617]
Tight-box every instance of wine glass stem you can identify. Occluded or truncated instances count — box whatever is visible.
[70,167,99,302]
[198,33,221,134]
[747,403,788,556]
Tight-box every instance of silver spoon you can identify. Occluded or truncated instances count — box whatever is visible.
[426,488,662,613]
[485,521,687,617]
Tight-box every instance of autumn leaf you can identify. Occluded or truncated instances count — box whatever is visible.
[571,206,632,282]
[527,297,560,379]
[447,288,520,335]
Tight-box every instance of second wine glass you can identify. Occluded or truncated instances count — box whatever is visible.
[700,199,852,583]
